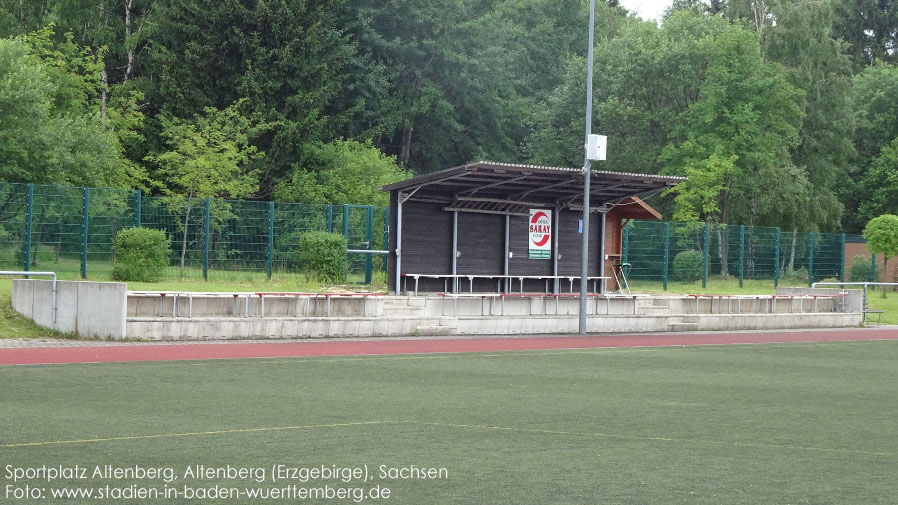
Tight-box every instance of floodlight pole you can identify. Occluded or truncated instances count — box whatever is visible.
[579,0,596,335]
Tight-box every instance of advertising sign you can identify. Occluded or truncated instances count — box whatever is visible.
[529,209,552,259]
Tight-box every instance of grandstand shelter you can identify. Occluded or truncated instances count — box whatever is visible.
[380,161,685,294]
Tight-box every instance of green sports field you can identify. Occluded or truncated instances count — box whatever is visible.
[2,340,897,504]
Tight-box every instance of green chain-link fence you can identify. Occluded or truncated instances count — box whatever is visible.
[0,179,879,288]
[622,221,874,289]
[0,181,388,283]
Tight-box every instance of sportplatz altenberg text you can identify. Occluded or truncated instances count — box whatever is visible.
[6,464,449,484]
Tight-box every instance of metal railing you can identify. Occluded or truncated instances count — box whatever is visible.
[1,271,57,322]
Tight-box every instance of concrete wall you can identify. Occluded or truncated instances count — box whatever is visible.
[12,279,127,339]
[775,287,863,314]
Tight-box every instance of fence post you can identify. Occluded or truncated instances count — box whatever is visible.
[134,189,142,228]
[738,225,744,288]
[81,187,89,279]
[326,204,333,232]
[342,204,349,238]
[774,227,781,288]
[871,253,876,282]
[267,201,275,280]
[622,222,629,265]
[203,198,210,281]
[24,183,34,271]
[702,223,709,288]
[365,206,374,284]
[840,233,846,283]
[383,207,389,272]
[808,231,815,286]
[662,222,669,291]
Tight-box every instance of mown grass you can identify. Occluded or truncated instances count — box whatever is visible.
[1,341,896,504]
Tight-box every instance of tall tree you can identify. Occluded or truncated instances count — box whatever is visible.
[143,0,353,193]
[834,0,898,68]
[145,102,261,275]
[662,25,805,274]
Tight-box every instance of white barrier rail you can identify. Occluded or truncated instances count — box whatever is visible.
[0,271,56,322]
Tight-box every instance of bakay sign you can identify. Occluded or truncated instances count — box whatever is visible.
[528,209,552,259]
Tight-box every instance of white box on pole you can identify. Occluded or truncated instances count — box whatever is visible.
[586,134,607,161]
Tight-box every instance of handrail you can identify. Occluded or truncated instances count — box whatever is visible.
[0,271,57,322]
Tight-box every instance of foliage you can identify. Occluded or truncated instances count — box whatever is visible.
[857,138,898,222]
[672,250,703,282]
[780,266,809,285]
[112,227,171,282]
[274,140,410,206]
[849,255,872,283]
[298,231,347,284]
[146,101,262,275]
[0,32,136,187]
[863,214,898,296]
[663,23,805,227]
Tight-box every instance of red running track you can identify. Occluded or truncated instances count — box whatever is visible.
[1,329,897,366]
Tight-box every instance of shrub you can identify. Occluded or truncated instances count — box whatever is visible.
[780,266,809,285]
[112,227,171,282]
[672,250,703,282]
[298,231,347,284]
[849,255,872,282]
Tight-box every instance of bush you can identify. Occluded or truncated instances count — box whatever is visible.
[780,266,809,285]
[672,250,703,282]
[112,227,171,282]
[298,231,347,284]
[849,255,873,282]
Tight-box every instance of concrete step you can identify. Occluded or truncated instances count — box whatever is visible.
[640,305,671,314]
[668,322,699,332]
[415,325,457,336]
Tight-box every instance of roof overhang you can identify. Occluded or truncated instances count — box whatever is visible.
[380,161,685,215]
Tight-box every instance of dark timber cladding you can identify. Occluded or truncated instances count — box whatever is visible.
[382,161,685,294]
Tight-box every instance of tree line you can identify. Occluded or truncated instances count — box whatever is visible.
[0,0,896,233]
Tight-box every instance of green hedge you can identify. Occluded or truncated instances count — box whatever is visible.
[849,255,872,282]
[298,231,347,283]
[672,250,703,282]
[112,227,171,282]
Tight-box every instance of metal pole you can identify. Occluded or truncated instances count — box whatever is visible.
[662,222,670,291]
[365,206,374,284]
[504,215,510,293]
[702,223,709,288]
[739,224,745,288]
[808,231,815,287]
[342,204,349,239]
[267,201,275,279]
[599,210,606,294]
[552,208,560,293]
[24,183,33,272]
[579,0,596,335]
[622,222,629,264]
[395,199,403,294]
[774,227,781,287]
[451,211,458,293]
[81,187,89,279]
[202,197,210,281]
[840,232,846,283]
[135,189,142,228]
[383,207,389,273]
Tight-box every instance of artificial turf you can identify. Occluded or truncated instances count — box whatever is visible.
[1,340,896,504]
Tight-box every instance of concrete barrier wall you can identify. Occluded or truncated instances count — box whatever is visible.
[12,279,127,339]
[775,287,863,313]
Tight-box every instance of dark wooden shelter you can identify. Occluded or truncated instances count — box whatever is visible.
[380,161,685,294]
